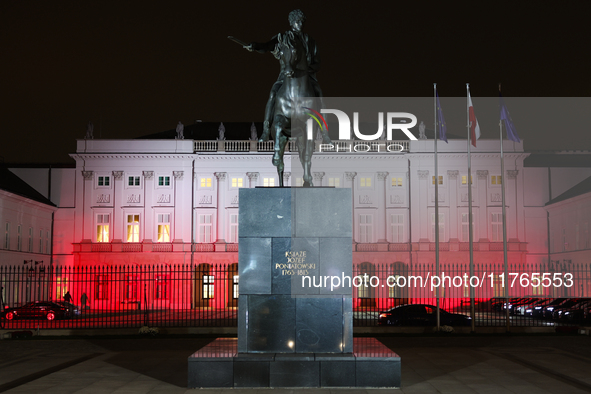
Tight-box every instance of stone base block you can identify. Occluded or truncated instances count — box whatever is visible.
[188,337,401,388]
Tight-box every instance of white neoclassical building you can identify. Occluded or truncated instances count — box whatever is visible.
[4,127,591,310]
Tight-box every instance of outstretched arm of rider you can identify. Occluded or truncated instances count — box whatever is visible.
[246,35,279,54]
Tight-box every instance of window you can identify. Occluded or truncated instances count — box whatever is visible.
[490,175,502,185]
[585,222,589,249]
[461,175,473,185]
[431,213,444,242]
[390,214,403,243]
[359,177,372,188]
[157,214,170,243]
[158,176,170,186]
[4,222,10,249]
[359,214,373,243]
[391,177,403,187]
[388,275,402,298]
[229,214,238,243]
[126,214,140,242]
[55,277,68,300]
[328,177,340,187]
[203,275,214,299]
[492,274,503,297]
[198,214,212,243]
[231,177,243,188]
[532,279,544,296]
[491,213,502,242]
[28,227,33,252]
[39,229,43,253]
[95,275,109,300]
[97,214,110,242]
[128,176,140,186]
[200,177,212,188]
[461,213,475,242]
[263,177,275,187]
[155,275,169,300]
[562,228,567,251]
[17,225,21,251]
[575,224,580,250]
[46,230,50,254]
[97,176,110,187]
[125,275,139,300]
[233,275,239,299]
[432,175,444,185]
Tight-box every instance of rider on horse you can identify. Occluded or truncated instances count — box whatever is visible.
[244,10,331,144]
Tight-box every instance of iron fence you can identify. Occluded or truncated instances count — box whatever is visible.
[353,261,591,327]
[0,261,589,330]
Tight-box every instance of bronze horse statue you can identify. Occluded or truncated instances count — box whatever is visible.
[271,32,325,187]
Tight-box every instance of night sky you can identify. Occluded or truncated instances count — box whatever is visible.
[2,1,590,164]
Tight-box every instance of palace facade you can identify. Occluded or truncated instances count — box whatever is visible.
[3,131,591,310]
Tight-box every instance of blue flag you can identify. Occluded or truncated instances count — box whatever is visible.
[436,91,448,143]
[499,93,520,143]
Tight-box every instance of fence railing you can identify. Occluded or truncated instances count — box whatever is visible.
[1,262,588,330]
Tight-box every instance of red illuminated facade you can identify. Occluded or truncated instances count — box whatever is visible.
[3,134,591,310]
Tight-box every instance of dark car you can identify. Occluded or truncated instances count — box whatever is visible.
[524,298,554,317]
[550,299,581,320]
[512,298,539,316]
[554,299,590,321]
[3,301,78,321]
[378,304,472,326]
[541,298,569,319]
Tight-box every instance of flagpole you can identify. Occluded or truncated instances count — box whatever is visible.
[499,84,510,332]
[434,83,440,332]
[467,83,475,333]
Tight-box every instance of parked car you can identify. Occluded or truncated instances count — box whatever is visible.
[3,301,79,321]
[524,299,554,317]
[512,298,539,316]
[553,299,590,321]
[541,298,570,319]
[378,304,472,326]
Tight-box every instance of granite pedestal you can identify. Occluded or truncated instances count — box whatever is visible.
[188,188,401,388]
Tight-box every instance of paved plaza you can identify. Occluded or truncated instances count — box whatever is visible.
[0,334,590,393]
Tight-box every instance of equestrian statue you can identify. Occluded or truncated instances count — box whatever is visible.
[230,9,330,187]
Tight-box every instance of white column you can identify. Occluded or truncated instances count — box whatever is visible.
[247,172,259,188]
[313,172,325,187]
[507,169,520,241]
[112,171,124,242]
[447,170,459,240]
[81,171,94,242]
[477,170,488,241]
[142,171,154,242]
[173,171,184,243]
[377,171,389,243]
[417,170,430,241]
[214,172,227,244]
[345,172,357,241]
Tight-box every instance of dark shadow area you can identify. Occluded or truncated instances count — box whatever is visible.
[86,337,215,387]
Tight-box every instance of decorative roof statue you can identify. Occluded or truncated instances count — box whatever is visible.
[419,121,427,140]
[176,121,184,140]
[217,122,226,140]
[250,122,258,140]
[85,121,94,139]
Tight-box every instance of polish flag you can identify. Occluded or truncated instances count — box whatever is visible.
[467,92,480,147]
